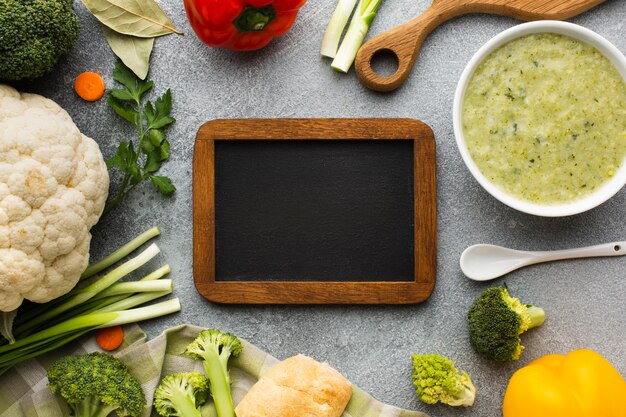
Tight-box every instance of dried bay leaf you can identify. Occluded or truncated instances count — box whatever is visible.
[102,25,154,79]
[82,0,183,38]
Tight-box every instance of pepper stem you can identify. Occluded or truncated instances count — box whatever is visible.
[234,6,276,32]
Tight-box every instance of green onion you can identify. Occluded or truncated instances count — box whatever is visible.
[14,243,161,337]
[81,226,161,279]
[321,0,358,58]
[331,0,383,73]
[0,227,180,376]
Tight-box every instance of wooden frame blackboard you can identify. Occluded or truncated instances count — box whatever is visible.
[193,119,436,304]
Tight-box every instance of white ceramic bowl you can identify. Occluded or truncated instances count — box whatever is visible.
[453,21,626,217]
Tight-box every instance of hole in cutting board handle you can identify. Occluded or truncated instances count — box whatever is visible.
[370,49,400,78]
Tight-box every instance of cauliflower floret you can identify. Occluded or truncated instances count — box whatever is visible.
[0,84,109,311]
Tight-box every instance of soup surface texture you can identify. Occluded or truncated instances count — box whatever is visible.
[462,33,626,204]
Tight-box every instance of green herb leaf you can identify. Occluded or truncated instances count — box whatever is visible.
[155,89,172,116]
[107,141,130,170]
[112,59,140,95]
[105,61,176,214]
[150,176,176,195]
[147,90,175,129]
[159,139,170,161]
[109,88,136,102]
[138,80,154,98]
[125,141,138,167]
[107,95,138,124]
[141,139,155,153]
[144,149,162,173]
[149,129,165,147]
[81,0,183,38]
[144,101,156,124]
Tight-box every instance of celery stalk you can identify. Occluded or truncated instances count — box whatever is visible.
[321,0,358,58]
[331,0,383,73]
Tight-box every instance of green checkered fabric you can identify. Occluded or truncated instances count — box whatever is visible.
[0,324,429,417]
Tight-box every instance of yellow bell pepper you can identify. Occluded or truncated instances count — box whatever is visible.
[503,349,626,417]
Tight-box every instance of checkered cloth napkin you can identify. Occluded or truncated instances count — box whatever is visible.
[0,324,429,417]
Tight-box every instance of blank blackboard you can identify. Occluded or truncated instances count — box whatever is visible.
[214,140,415,282]
[193,119,437,304]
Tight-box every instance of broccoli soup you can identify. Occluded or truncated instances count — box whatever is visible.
[462,33,626,204]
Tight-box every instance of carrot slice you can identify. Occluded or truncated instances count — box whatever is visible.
[95,325,124,351]
[74,71,106,102]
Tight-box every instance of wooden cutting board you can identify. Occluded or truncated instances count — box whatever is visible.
[355,0,606,92]
[193,118,436,304]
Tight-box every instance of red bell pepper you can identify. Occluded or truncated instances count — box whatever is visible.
[184,0,307,51]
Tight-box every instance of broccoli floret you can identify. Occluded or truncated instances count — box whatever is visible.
[0,0,79,80]
[154,372,210,417]
[468,287,545,361]
[184,329,243,417]
[47,352,146,417]
[411,354,476,407]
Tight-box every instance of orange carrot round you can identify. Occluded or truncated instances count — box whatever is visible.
[74,71,105,101]
[95,325,124,351]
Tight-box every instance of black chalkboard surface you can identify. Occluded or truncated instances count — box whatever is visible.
[215,140,415,283]
[193,119,436,304]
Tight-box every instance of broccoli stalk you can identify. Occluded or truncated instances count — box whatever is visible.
[154,372,210,417]
[411,354,476,407]
[47,352,146,417]
[184,329,243,417]
[468,287,546,361]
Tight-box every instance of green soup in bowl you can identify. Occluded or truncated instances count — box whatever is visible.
[453,21,626,217]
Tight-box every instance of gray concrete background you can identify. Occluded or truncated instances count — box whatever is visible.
[23,0,626,415]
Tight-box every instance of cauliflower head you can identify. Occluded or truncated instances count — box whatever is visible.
[0,85,109,311]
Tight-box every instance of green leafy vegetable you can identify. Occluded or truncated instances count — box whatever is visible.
[105,60,176,215]
[102,25,154,80]
[0,227,180,376]
[80,0,183,38]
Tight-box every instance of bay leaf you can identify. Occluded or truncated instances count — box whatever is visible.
[82,0,183,38]
[102,25,154,80]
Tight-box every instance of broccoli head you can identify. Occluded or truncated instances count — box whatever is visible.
[0,0,79,80]
[47,352,146,417]
[412,354,476,407]
[468,287,545,361]
[184,329,243,417]
[154,372,210,417]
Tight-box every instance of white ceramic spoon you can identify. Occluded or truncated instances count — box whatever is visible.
[460,241,626,281]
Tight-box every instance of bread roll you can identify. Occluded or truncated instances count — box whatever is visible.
[235,354,352,417]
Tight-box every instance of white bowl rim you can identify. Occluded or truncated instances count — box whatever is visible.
[452,20,626,217]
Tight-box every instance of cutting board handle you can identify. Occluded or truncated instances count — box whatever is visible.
[354,0,606,92]
[355,3,463,93]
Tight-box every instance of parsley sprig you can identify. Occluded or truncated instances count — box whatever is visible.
[104,61,176,215]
